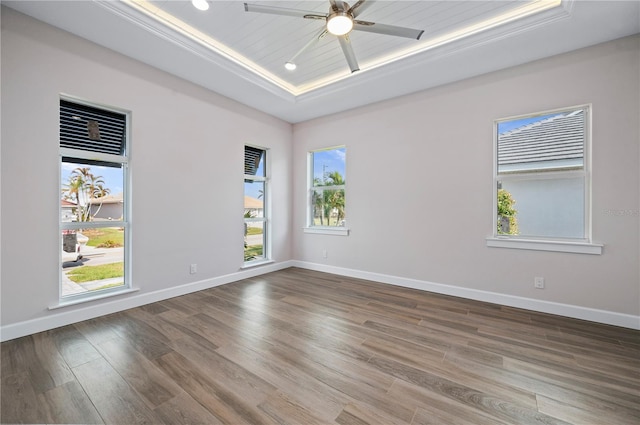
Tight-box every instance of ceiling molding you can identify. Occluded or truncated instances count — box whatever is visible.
[295,1,574,104]
[3,1,639,123]
[96,0,297,99]
[106,0,570,98]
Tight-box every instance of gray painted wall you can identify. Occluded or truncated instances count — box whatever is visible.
[292,35,639,317]
[1,8,293,330]
[1,7,638,335]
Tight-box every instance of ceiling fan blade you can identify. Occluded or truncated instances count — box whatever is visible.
[338,35,359,73]
[329,0,345,12]
[244,3,326,20]
[288,28,328,63]
[348,0,375,18]
[354,20,424,40]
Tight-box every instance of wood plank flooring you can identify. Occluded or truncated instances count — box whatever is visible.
[2,267,639,424]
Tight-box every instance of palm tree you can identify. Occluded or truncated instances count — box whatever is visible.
[62,176,85,221]
[88,175,110,218]
[61,167,110,222]
[310,171,346,226]
[89,183,110,218]
[325,171,345,226]
[312,177,326,225]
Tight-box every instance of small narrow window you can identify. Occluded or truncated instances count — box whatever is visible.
[306,146,347,234]
[60,98,130,299]
[492,106,594,248]
[244,146,269,264]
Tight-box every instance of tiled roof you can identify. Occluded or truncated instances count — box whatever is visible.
[244,196,263,209]
[498,110,584,173]
[88,193,123,204]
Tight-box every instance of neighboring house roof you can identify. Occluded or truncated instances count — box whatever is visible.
[498,110,584,173]
[88,193,123,205]
[244,196,263,209]
[61,199,76,207]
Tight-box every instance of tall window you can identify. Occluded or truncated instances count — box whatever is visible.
[307,146,347,232]
[244,146,269,263]
[60,98,130,298]
[494,106,590,243]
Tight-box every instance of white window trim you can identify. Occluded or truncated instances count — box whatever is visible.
[241,259,275,269]
[49,287,139,310]
[487,104,602,255]
[304,146,349,236]
[303,226,350,236]
[486,237,603,255]
[59,96,132,301]
[244,145,270,264]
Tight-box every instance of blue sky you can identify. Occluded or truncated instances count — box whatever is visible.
[61,161,124,199]
[313,147,346,183]
[498,113,561,134]
[244,153,266,200]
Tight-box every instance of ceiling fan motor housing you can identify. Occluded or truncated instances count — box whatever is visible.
[326,2,354,36]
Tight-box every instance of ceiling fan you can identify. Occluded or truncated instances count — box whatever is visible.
[243,0,424,73]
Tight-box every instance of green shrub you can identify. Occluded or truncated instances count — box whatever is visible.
[497,189,519,235]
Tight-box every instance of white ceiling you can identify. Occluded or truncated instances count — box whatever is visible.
[4,1,640,123]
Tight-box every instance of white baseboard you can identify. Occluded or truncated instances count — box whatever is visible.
[3,259,637,341]
[0,260,295,342]
[292,261,640,330]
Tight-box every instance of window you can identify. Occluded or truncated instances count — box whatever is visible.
[305,146,347,235]
[60,97,131,299]
[489,105,601,254]
[244,146,269,264]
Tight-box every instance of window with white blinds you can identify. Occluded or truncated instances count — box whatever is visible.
[59,97,131,300]
[244,145,269,264]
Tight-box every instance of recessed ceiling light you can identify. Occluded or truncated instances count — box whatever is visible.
[284,62,297,71]
[126,0,563,95]
[192,0,209,11]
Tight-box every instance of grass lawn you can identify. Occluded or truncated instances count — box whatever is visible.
[246,227,263,235]
[244,245,263,261]
[92,282,125,291]
[82,228,124,248]
[66,262,124,283]
[313,218,343,226]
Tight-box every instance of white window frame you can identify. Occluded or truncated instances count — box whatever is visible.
[486,104,602,254]
[304,146,348,236]
[243,145,271,267]
[56,96,134,306]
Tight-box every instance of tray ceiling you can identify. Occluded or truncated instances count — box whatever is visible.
[140,0,555,91]
[3,1,640,123]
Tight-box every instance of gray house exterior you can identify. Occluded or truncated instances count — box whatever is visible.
[497,109,586,238]
[89,193,124,221]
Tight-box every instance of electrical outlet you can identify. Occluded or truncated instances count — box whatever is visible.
[190,263,197,274]
[534,276,545,289]
[322,249,328,258]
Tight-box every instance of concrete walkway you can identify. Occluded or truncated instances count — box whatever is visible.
[61,245,125,296]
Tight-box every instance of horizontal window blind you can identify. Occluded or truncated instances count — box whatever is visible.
[60,99,126,155]
[244,146,264,177]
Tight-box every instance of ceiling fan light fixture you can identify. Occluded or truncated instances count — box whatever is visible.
[284,62,297,71]
[326,12,353,36]
[191,0,209,11]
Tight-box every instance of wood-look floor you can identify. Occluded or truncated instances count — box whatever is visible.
[2,268,639,425]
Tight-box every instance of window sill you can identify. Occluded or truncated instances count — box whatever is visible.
[241,259,274,269]
[486,237,603,255]
[50,287,139,310]
[304,227,350,236]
